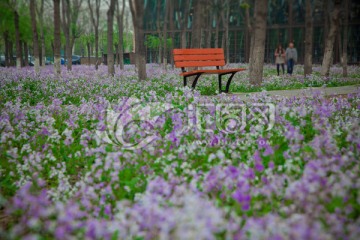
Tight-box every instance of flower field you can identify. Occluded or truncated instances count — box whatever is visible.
[1,64,360,239]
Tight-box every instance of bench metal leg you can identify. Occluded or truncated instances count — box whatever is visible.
[191,73,202,89]
[225,73,236,93]
[219,72,236,93]
[218,74,222,93]
[184,73,202,89]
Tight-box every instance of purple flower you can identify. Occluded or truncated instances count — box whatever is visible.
[55,226,66,240]
[245,168,255,180]
[232,190,251,211]
[39,127,50,136]
[226,166,239,179]
[263,145,274,156]
[255,162,265,172]
[253,150,262,162]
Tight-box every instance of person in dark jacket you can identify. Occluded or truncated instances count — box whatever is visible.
[285,42,298,75]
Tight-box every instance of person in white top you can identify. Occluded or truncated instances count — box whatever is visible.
[274,44,286,76]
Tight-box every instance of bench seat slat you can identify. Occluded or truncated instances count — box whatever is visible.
[175,60,226,68]
[201,68,246,74]
[180,68,246,77]
[179,70,203,77]
[174,54,224,61]
[173,48,224,55]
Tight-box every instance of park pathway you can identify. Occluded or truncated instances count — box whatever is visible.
[232,84,360,100]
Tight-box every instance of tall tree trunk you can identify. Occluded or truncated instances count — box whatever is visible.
[191,0,203,48]
[95,31,99,68]
[62,0,72,71]
[30,0,40,73]
[37,0,46,67]
[107,0,116,76]
[156,0,162,64]
[163,0,169,69]
[23,42,29,67]
[88,0,101,70]
[206,28,212,48]
[337,30,342,65]
[323,0,329,53]
[221,29,225,50]
[3,32,10,67]
[116,0,125,70]
[20,41,24,67]
[215,13,220,48]
[249,0,268,86]
[87,42,91,64]
[180,0,190,48]
[53,0,61,75]
[40,1,46,67]
[221,0,230,63]
[115,44,119,66]
[206,4,212,49]
[341,0,349,77]
[244,1,252,63]
[130,0,147,80]
[39,45,42,66]
[304,0,313,76]
[65,38,72,71]
[169,0,175,68]
[321,0,341,77]
[120,0,125,69]
[9,42,14,66]
[14,10,21,69]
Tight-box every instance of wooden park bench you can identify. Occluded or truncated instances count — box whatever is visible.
[173,48,246,93]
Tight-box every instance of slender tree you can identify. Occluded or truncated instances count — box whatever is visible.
[0,2,13,67]
[107,0,116,76]
[14,8,22,69]
[243,0,252,63]
[116,0,125,70]
[9,41,14,66]
[220,0,230,63]
[304,0,313,75]
[249,0,268,86]
[323,0,329,53]
[36,0,45,66]
[179,0,190,48]
[61,0,83,71]
[3,31,11,67]
[214,1,221,48]
[205,3,212,48]
[30,0,40,73]
[156,0,162,63]
[53,0,61,75]
[88,0,101,69]
[23,42,29,66]
[129,0,146,80]
[168,0,175,67]
[191,0,204,48]
[321,0,341,77]
[162,0,169,69]
[70,0,83,57]
[341,0,349,77]
[61,0,71,70]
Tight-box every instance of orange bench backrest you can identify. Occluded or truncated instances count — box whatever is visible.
[173,48,226,68]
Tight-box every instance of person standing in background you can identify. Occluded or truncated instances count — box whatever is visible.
[285,42,298,75]
[274,44,286,76]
